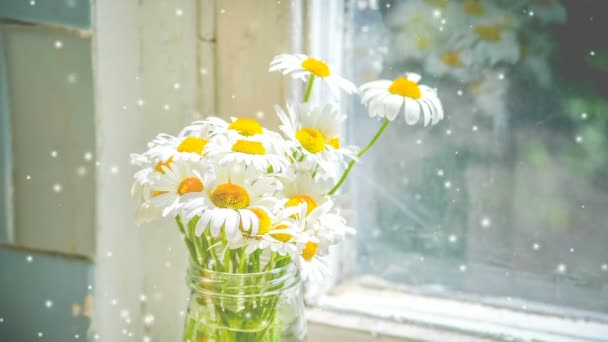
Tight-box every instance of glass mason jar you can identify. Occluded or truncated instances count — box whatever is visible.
[183,262,307,342]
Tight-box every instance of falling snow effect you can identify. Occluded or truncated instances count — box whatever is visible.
[0,0,608,342]
[67,73,78,84]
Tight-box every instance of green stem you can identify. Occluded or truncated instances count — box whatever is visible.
[176,216,199,265]
[262,252,276,272]
[303,74,315,103]
[224,248,231,273]
[238,248,248,273]
[188,217,205,265]
[328,119,391,195]
[203,231,224,272]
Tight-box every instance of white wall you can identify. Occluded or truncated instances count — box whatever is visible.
[94,0,197,340]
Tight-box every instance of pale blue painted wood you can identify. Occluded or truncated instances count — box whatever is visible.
[3,24,97,255]
[0,245,94,341]
[0,24,13,244]
[0,0,92,30]
[0,2,97,340]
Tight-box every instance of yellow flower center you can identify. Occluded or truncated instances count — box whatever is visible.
[388,77,422,99]
[177,137,207,154]
[463,0,485,16]
[228,118,264,136]
[154,156,173,174]
[153,190,168,197]
[231,140,266,155]
[296,128,326,154]
[474,25,502,42]
[250,208,271,235]
[441,51,463,67]
[424,0,448,8]
[302,241,318,261]
[328,137,340,149]
[301,57,330,77]
[177,177,204,196]
[210,183,250,209]
[271,224,292,243]
[286,195,318,216]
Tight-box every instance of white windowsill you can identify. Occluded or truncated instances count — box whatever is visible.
[307,277,608,342]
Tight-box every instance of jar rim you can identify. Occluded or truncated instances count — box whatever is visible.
[188,258,298,277]
[187,259,301,298]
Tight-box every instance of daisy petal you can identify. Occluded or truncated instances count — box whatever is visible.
[384,95,404,121]
[404,98,421,125]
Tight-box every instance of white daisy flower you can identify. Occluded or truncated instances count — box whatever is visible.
[293,199,354,283]
[130,165,165,225]
[425,49,474,82]
[295,240,328,282]
[148,159,211,218]
[386,0,448,61]
[359,73,444,125]
[520,0,566,24]
[286,154,318,174]
[452,19,520,66]
[130,152,151,167]
[130,152,188,224]
[269,54,357,97]
[209,116,288,154]
[203,131,289,173]
[282,171,333,216]
[183,165,282,242]
[131,166,157,202]
[445,1,522,46]
[446,0,505,27]
[275,103,359,171]
[144,126,213,162]
[178,116,227,138]
[130,151,187,204]
[304,200,355,248]
[232,204,309,256]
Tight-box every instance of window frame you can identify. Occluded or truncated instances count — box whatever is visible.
[304,0,608,340]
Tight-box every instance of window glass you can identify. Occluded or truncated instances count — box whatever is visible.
[348,0,608,313]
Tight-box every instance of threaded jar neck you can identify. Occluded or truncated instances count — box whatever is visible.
[187,261,301,299]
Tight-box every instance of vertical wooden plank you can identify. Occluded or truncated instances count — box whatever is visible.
[215,0,299,128]
[137,0,198,340]
[0,24,14,243]
[94,0,198,340]
[197,0,216,117]
[93,0,145,339]
[0,246,94,341]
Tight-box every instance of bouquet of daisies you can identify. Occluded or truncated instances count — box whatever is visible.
[131,53,443,340]
[131,53,443,281]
